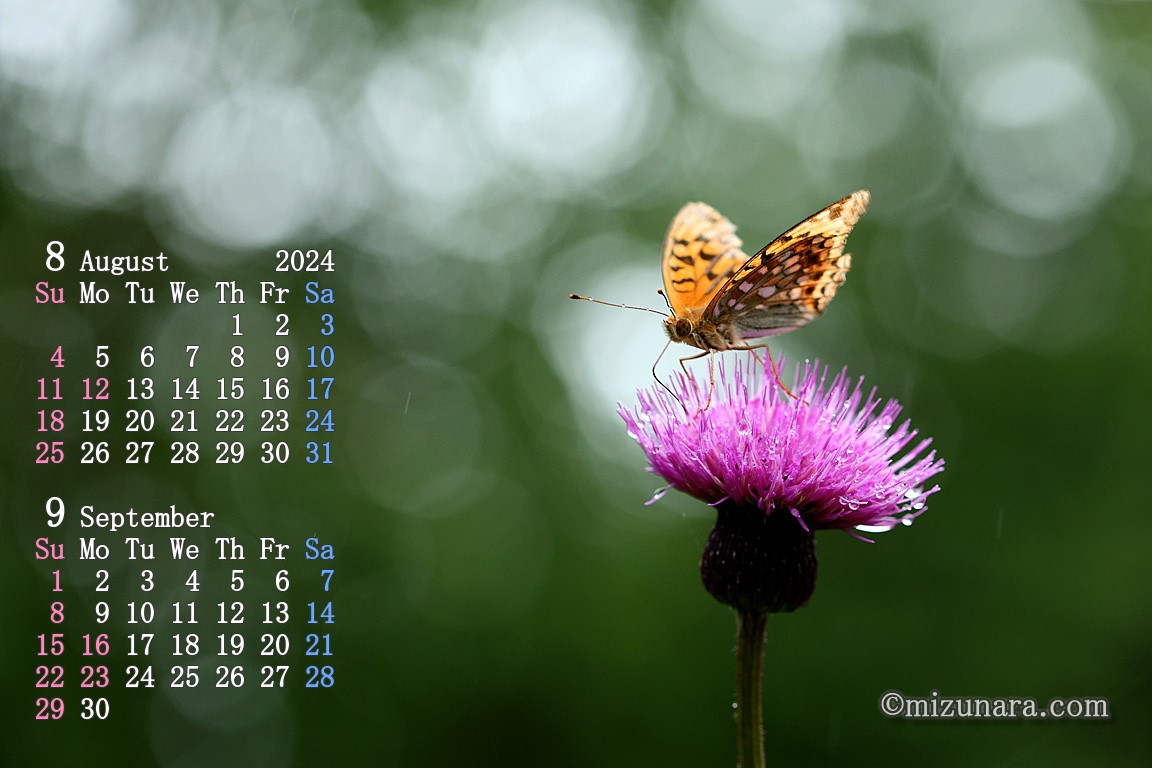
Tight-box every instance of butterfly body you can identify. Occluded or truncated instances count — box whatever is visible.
[660,190,869,353]
[662,313,738,351]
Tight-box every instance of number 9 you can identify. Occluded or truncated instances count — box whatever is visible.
[46,497,65,528]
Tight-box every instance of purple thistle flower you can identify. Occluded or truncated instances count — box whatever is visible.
[620,356,943,533]
[619,356,944,613]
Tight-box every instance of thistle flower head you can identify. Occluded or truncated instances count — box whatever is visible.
[620,357,943,535]
[619,356,945,613]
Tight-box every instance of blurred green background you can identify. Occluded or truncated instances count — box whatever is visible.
[2,0,1150,765]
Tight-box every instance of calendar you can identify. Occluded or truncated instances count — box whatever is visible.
[9,242,352,763]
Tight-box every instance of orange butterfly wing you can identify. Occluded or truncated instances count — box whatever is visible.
[704,190,869,339]
[661,202,749,319]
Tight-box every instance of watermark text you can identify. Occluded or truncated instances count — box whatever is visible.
[878,690,1110,721]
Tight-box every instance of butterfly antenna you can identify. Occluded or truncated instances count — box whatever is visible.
[568,293,666,318]
[655,288,674,313]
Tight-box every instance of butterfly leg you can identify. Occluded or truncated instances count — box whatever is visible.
[763,346,802,402]
[705,349,716,410]
[676,349,709,378]
[732,344,802,402]
[674,350,713,412]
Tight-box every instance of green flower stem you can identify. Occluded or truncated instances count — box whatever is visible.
[735,609,768,768]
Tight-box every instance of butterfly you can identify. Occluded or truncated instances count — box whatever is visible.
[661,189,868,351]
[572,190,869,399]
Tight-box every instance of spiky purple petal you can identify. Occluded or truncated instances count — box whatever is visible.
[619,357,944,534]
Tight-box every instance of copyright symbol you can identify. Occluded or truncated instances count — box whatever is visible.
[879,690,904,717]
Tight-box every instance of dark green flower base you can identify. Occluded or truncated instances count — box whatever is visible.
[700,501,818,614]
